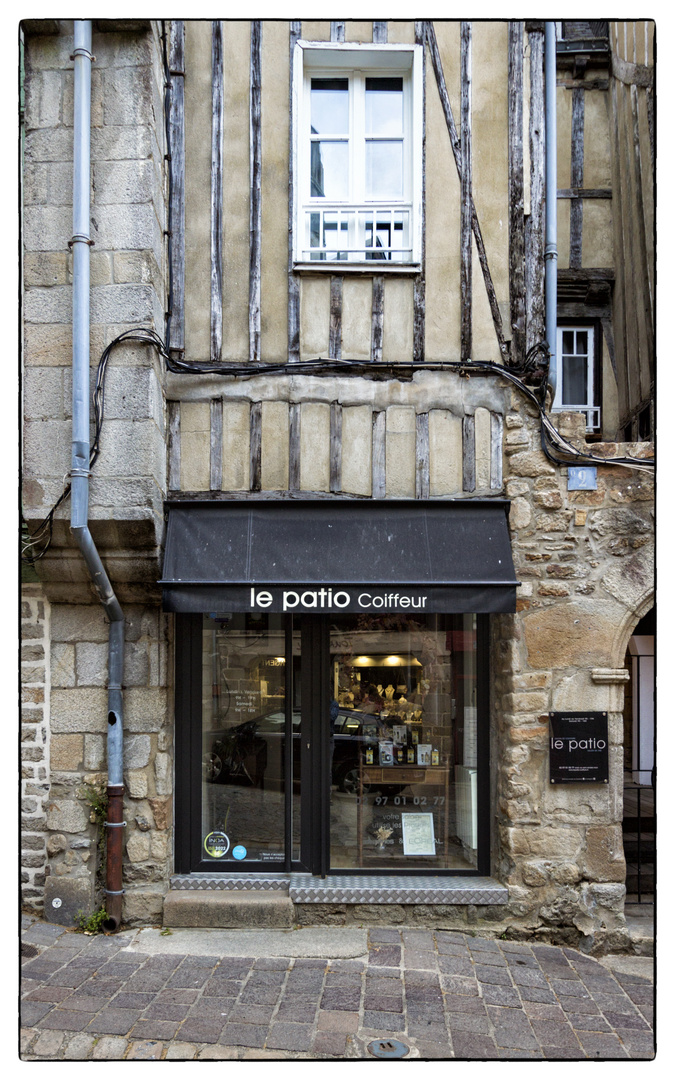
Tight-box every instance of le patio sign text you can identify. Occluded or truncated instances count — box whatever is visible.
[549,711,609,784]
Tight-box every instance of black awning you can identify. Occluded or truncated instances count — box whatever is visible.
[160,500,519,614]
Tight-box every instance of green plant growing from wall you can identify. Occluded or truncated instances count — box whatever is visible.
[79,782,109,913]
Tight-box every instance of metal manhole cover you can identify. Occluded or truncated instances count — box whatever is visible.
[367,1039,409,1059]
[21,944,39,958]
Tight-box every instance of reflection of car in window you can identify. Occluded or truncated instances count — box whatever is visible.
[203,707,405,794]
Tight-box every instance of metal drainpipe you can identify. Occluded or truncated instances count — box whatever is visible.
[71,20,126,931]
[544,20,558,401]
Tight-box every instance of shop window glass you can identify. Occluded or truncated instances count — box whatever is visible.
[329,613,480,871]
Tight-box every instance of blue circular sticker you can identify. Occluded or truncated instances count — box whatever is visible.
[232,845,247,860]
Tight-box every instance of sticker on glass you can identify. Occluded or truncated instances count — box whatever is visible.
[232,845,247,860]
[204,831,230,858]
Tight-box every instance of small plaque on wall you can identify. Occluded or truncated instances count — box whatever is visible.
[549,712,609,784]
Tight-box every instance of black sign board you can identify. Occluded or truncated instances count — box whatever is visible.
[549,712,609,784]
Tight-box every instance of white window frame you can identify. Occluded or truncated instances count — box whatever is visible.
[292,41,423,270]
[552,324,600,432]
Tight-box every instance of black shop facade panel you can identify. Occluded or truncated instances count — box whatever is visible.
[162,500,518,879]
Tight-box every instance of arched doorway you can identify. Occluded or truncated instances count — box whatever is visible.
[623,608,655,904]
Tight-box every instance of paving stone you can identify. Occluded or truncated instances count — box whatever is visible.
[474,964,512,985]
[275,1000,319,1023]
[566,1012,612,1032]
[63,995,110,1013]
[363,994,403,1012]
[110,991,157,1009]
[402,930,435,948]
[63,1032,96,1059]
[576,1031,629,1057]
[439,975,479,996]
[623,985,653,1004]
[127,1040,164,1060]
[510,967,549,987]
[369,929,402,943]
[438,955,475,977]
[550,979,590,998]
[558,995,601,1015]
[446,1013,491,1034]
[368,945,401,967]
[321,989,361,1011]
[638,1005,654,1024]
[488,1007,539,1050]
[365,966,400,979]
[198,1045,238,1059]
[324,973,362,989]
[190,996,236,1018]
[25,985,73,1003]
[143,1003,191,1022]
[328,959,365,972]
[603,1011,650,1030]
[130,1019,183,1041]
[404,950,438,970]
[32,1030,65,1057]
[522,1000,569,1022]
[291,958,326,968]
[203,978,243,997]
[317,1009,359,1032]
[166,1042,198,1059]
[92,1035,129,1059]
[414,1041,453,1059]
[517,985,557,1004]
[312,1031,348,1056]
[266,1023,313,1051]
[542,1046,584,1059]
[442,994,487,1015]
[362,1010,406,1032]
[480,984,522,1008]
[227,1002,276,1025]
[407,1022,450,1043]
[254,957,291,970]
[219,1023,268,1048]
[615,1029,655,1052]
[239,986,284,1006]
[450,1032,499,1058]
[529,1019,582,1048]
[87,1008,141,1035]
[176,1018,224,1044]
[40,1009,95,1032]
[166,968,212,989]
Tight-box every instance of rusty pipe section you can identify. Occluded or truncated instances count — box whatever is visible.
[71,20,125,930]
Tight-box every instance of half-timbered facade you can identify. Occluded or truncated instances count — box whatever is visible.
[21,18,654,950]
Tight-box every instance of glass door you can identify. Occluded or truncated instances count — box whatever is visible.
[197,613,302,870]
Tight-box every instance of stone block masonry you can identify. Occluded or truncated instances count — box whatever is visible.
[21,588,51,913]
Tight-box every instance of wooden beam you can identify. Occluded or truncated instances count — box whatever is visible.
[288,21,302,363]
[371,276,384,362]
[425,21,509,364]
[372,410,386,499]
[413,20,426,362]
[508,21,526,364]
[329,276,343,360]
[569,88,585,268]
[250,401,262,492]
[462,415,476,493]
[168,21,185,355]
[168,401,181,491]
[557,188,611,198]
[210,21,224,363]
[249,20,262,363]
[210,398,223,491]
[372,21,388,44]
[330,402,342,493]
[460,22,473,362]
[490,412,503,490]
[289,402,301,490]
[415,413,430,500]
[525,24,545,353]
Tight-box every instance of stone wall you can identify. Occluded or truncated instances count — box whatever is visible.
[492,405,654,951]
[21,587,51,914]
[37,602,171,926]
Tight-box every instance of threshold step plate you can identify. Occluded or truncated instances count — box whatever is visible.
[289,875,508,905]
[170,874,288,892]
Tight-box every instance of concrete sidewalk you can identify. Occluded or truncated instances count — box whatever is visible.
[20,915,654,1061]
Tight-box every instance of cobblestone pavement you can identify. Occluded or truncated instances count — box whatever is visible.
[20,916,654,1061]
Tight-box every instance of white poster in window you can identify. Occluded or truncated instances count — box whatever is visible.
[401,812,436,855]
[464,706,477,768]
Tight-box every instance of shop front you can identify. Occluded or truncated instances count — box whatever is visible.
[162,500,517,895]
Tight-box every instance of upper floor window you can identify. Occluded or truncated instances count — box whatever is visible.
[552,325,600,433]
[293,42,423,268]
